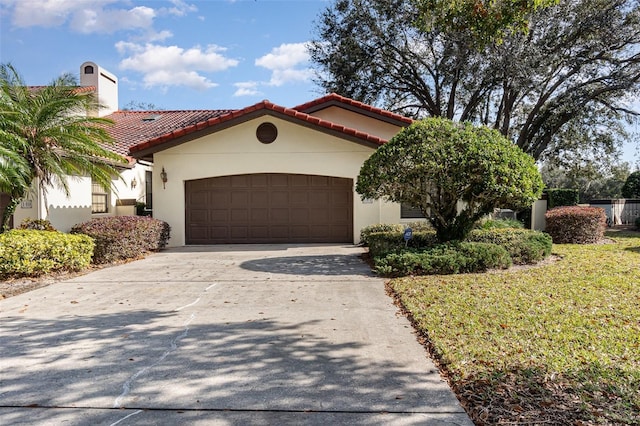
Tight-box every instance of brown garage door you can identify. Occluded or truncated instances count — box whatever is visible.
[185,173,353,244]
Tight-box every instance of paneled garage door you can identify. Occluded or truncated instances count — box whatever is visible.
[185,174,353,244]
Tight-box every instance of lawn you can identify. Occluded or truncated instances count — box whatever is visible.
[388,231,640,425]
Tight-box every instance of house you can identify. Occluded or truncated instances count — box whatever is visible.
[4,62,419,246]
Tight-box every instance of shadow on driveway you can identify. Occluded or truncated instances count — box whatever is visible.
[240,254,374,276]
[0,309,455,424]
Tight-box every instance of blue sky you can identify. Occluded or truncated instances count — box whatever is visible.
[0,0,329,110]
[1,0,638,164]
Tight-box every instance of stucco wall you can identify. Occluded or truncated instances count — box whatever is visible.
[153,115,403,247]
[309,106,403,141]
[11,163,150,232]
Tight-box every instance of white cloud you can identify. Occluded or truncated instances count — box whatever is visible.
[70,5,156,34]
[5,0,196,38]
[255,42,313,86]
[233,81,261,97]
[117,42,239,91]
[162,0,198,16]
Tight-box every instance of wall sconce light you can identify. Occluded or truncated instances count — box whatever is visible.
[160,167,168,189]
[130,177,137,189]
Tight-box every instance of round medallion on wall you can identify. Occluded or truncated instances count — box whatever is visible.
[256,122,278,144]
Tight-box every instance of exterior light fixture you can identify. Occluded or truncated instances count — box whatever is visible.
[131,177,137,189]
[160,167,168,189]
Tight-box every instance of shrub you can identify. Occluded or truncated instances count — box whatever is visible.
[360,223,404,245]
[71,216,170,264]
[366,230,439,258]
[636,216,640,230]
[546,188,579,209]
[545,206,606,244]
[476,218,524,230]
[468,228,552,264]
[0,230,94,277]
[374,242,511,276]
[19,218,56,231]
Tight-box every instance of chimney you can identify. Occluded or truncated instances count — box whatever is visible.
[80,61,118,117]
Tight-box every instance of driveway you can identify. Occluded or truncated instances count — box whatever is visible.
[0,244,472,425]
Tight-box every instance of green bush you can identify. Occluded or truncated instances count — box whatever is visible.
[476,218,524,230]
[0,230,94,277]
[19,218,56,231]
[71,216,170,264]
[546,188,579,209]
[545,206,606,244]
[374,242,511,276]
[360,223,404,245]
[467,228,552,264]
[366,230,439,258]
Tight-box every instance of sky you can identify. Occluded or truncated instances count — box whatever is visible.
[0,0,330,110]
[0,0,638,165]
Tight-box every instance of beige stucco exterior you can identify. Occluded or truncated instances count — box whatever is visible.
[310,106,402,141]
[11,163,150,232]
[152,114,402,247]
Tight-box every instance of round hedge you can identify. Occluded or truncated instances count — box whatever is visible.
[545,206,606,244]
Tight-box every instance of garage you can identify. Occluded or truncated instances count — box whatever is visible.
[185,173,353,244]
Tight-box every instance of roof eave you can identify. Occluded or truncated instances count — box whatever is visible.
[129,107,385,160]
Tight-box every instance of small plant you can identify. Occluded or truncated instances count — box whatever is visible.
[545,206,606,244]
[71,216,170,264]
[0,230,94,277]
[19,218,56,231]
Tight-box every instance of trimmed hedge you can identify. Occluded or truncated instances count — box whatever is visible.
[545,206,606,244]
[71,216,170,264]
[0,230,94,277]
[467,228,552,265]
[364,226,552,266]
[476,218,524,230]
[374,242,512,277]
[366,230,439,258]
[360,223,404,246]
[546,188,580,209]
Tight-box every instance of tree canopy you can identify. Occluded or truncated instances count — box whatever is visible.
[0,63,127,230]
[310,0,640,161]
[356,117,543,241]
[622,171,640,198]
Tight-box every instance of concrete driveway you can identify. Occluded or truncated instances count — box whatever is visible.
[0,244,472,425]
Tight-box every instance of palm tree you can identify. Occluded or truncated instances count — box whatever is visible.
[0,63,127,231]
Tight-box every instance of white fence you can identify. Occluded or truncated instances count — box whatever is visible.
[590,199,640,226]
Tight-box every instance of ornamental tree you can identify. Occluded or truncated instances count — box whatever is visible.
[356,117,543,242]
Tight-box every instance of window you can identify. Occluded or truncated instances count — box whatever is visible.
[401,203,426,219]
[84,65,94,74]
[145,170,153,211]
[91,180,109,213]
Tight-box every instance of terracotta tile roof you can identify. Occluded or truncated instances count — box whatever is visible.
[293,93,414,125]
[27,85,96,94]
[128,99,397,158]
[105,109,234,156]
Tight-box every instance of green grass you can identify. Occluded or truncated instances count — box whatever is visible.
[388,231,640,424]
